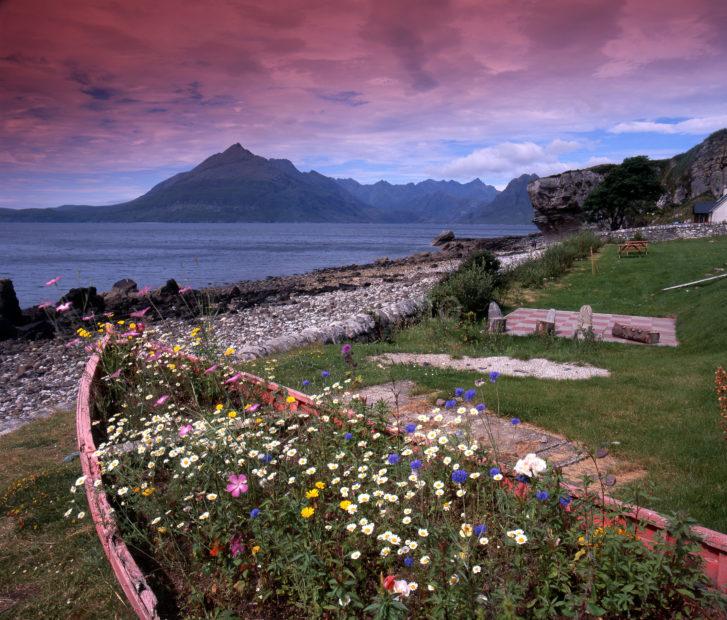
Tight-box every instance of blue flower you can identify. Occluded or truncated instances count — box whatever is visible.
[476,403,486,412]
[250,508,260,518]
[344,432,353,441]
[302,379,310,386]
[515,474,529,483]
[559,495,572,507]
[387,453,400,465]
[489,467,501,477]
[451,469,468,484]
[474,524,487,536]
[536,490,550,501]
[489,371,500,383]
[410,459,422,470]
[444,399,456,409]
[403,555,414,567]
[321,370,330,378]
[454,387,464,397]
[259,453,273,463]
[464,388,476,401]
[405,423,417,433]
[511,417,521,426]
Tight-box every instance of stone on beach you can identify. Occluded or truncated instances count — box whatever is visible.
[432,230,455,246]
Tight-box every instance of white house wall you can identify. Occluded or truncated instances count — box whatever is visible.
[712,200,727,223]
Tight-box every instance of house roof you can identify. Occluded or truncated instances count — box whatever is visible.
[693,201,715,214]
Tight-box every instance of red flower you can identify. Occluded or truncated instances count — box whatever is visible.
[383,575,397,591]
[514,482,529,499]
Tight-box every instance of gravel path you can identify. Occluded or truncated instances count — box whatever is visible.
[370,353,610,380]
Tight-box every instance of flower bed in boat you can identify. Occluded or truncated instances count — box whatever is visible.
[74,336,727,619]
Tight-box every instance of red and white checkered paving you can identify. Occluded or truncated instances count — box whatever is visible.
[503,308,678,346]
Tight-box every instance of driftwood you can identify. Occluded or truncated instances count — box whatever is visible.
[661,272,727,291]
[612,322,660,344]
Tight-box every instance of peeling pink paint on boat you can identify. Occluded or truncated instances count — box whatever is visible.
[76,338,160,620]
[78,344,727,618]
[563,483,727,592]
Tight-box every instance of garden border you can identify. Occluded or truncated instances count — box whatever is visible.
[77,340,727,619]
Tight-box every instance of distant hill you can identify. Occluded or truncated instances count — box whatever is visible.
[0,144,536,224]
[335,178,498,222]
[458,173,538,224]
[0,144,378,223]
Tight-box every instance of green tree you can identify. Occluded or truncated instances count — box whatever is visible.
[583,156,663,230]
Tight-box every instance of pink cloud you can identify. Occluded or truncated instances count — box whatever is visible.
[0,0,725,197]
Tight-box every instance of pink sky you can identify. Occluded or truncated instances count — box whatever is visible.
[1,0,726,207]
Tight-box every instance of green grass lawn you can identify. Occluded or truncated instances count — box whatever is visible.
[0,412,131,619]
[247,236,727,531]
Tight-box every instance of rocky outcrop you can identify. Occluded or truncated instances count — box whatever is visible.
[661,129,727,205]
[529,129,727,234]
[527,169,607,235]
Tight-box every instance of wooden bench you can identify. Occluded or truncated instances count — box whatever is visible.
[618,240,648,257]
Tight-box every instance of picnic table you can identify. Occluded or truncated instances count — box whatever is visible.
[618,240,648,257]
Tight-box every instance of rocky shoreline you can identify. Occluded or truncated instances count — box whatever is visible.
[0,232,541,435]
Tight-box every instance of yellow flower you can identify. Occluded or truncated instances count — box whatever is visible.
[339,500,352,511]
[315,481,326,490]
[157,527,167,534]
[190,327,201,337]
[228,410,238,419]
[224,347,235,356]
[301,506,315,519]
[173,345,182,353]
[215,404,224,412]
[142,487,155,496]
[305,489,319,499]
[286,396,297,404]
[167,363,176,370]
[251,545,261,555]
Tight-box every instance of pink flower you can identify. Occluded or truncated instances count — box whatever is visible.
[245,403,260,413]
[179,424,193,437]
[45,276,62,287]
[393,579,413,598]
[137,286,151,296]
[105,369,122,380]
[226,474,248,497]
[38,301,53,309]
[56,301,72,312]
[179,286,193,294]
[130,306,150,319]
[119,331,140,338]
[154,395,170,407]
[204,364,219,374]
[224,373,242,385]
[82,313,95,321]
[64,338,82,348]
[230,535,244,557]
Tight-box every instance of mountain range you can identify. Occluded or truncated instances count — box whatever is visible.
[0,144,536,224]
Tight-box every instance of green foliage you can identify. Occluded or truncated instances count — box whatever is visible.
[583,156,664,230]
[429,250,500,317]
[508,231,603,289]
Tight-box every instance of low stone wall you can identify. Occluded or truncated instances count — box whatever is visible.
[603,223,727,243]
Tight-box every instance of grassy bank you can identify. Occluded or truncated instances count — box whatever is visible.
[248,236,727,531]
[0,412,130,618]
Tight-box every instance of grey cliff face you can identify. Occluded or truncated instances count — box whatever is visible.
[663,129,727,204]
[527,169,606,235]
